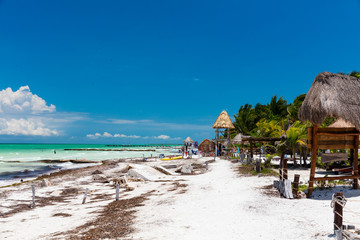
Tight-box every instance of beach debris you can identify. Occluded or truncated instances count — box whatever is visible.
[92,170,103,175]
[180,164,193,174]
[153,166,173,175]
[128,169,150,181]
[40,179,51,187]
[61,187,79,196]
[126,186,135,191]
[273,180,293,199]
[92,174,108,182]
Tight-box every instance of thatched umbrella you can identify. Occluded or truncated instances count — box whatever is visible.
[184,136,194,143]
[212,111,235,129]
[299,71,360,196]
[212,111,235,157]
[231,133,251,144]
[299,72,360,128]
[328,118,355,128]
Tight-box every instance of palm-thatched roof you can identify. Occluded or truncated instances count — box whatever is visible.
[299,72,360,129]
[184,136,194,143]
[231,133,251,144]
[328,118,355,128]
[212,111,235,129]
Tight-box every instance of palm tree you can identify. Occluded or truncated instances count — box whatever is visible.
[268,95,288,120]
[255,119,283,138]
[233,104,256,135]
[284,121,307,167]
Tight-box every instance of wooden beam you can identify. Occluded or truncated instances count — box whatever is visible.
[313,175,360,181]
[317,132,360,136]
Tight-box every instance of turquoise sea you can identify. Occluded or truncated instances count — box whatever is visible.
[0,143,180,185]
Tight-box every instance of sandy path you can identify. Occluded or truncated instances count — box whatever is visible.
[130,159,333,240]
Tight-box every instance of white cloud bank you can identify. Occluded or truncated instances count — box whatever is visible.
[0,86,59,136]
[86,132,175,140]
[0,86,55,114]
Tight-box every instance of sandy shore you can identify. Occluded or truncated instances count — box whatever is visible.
[1,157,360,239]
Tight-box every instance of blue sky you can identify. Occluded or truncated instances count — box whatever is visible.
[1,0,360,144]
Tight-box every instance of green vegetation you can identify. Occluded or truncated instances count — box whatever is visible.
[237,163,278,176]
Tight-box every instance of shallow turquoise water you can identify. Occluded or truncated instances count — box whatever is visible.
[0,143,180,182]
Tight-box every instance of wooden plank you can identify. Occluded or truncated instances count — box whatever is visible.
[313,175,360,181]
[318,135,355,141]
[317,127,358,133]
[320,153,348,163]
[317,132,360,136]
[308,143,356,149]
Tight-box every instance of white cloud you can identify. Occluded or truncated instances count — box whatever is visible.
[87,132,141,139]
[0,86,55,114]
[0,86,61,136]
[103,132,112,137]
[0,118,58,136]
[154,135,170,140]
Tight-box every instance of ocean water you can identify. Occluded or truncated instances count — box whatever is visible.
[0,144,180,185]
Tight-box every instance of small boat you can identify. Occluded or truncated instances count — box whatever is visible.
[161,156,183,161]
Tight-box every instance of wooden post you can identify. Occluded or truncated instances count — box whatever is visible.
[279,155,283,181]
[308,125,318,198]
[256,159,261,173]
[292,174,300,198]
[82,188,88,204]
[283,158,288,180]
[250,140,253,159]
[31,184,36,207]
[334,192,343,233]
[353,135,359,189]
[116,183,119,201]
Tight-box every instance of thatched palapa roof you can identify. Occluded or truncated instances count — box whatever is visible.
[212,111,235,129]
[328,118,355,128]
[184,136,194,143]
[231,133,251,144]
[299,72,360,129]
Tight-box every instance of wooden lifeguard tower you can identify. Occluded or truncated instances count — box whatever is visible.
[299,72,360,197]
[212,111,235,157]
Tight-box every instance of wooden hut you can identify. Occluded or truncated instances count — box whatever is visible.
[212,111,235,156]
[299,72,360,197]
[198,139,215,156]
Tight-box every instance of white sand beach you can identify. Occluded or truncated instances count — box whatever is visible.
[1,157,360,240]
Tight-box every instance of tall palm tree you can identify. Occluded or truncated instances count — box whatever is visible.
[233,104,256,135]
[284,121,307,167]
[268,95,288,120]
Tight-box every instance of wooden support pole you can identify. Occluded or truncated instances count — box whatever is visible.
[308,125,318,198]
[250,140,253,158]
[353,135,359,189]
[283,158,288,180]
[292,174,300,198]
[116,183,120,201]
[256,159,261,173]
[31,184,36,207]
[279,154,284,181]
[334,192,344,233]
[82,188,89,204]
